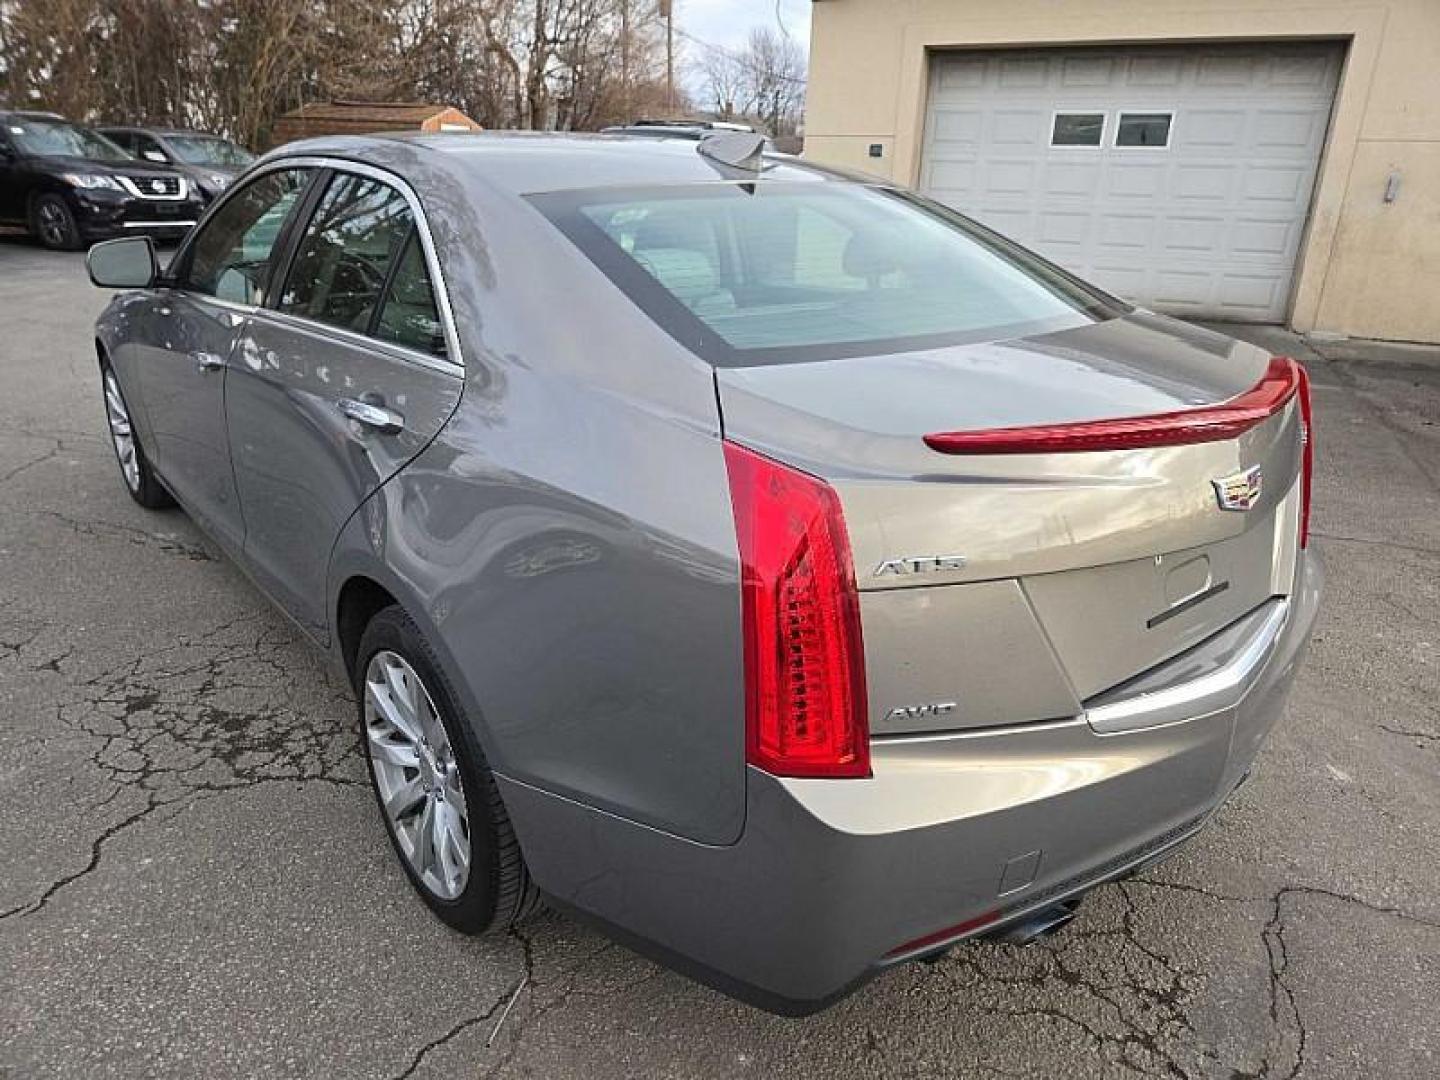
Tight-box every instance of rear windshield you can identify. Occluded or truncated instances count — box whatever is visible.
[529,183,1122,366]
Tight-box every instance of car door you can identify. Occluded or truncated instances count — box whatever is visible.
[0,127,23,224]
[225,165,463,638]
[138,166,315,552]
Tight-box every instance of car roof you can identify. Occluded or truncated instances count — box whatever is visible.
[97,125,219,138]
[263,131,866,197]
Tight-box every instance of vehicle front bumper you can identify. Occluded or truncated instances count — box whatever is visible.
[500,551,1323,1014]
[70,188,204,240]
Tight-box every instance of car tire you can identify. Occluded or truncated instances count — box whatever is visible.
[30,193,84,251]
[100,359,175,509]
[356,605,539,934]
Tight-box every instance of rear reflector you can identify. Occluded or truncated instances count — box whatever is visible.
[723,441,870,779]
[923,356,1304,454]
[884,910,1001,959]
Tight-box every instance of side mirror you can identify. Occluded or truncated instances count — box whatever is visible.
[87,237,158,289]
[142,149,168,163]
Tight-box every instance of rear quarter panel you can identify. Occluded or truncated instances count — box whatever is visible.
[326,145,746,845]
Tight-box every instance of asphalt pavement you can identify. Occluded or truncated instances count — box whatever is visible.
[1,238,1437,1078]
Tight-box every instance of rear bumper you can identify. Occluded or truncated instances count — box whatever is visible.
[500,551,1322,1014]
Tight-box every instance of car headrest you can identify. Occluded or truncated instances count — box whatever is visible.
[842,230,902,282]
[632,248,720,306]
[632,211,715,256]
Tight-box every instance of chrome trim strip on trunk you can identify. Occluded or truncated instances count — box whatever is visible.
[1085,598,1290,735]
[121,220,197,228]
[1146,579,1231,629]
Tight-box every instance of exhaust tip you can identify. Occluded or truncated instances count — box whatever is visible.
[992,901,1080,947]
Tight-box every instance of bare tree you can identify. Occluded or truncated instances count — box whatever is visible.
[0,0,678,146]
[739,26,804,137]
[696,43,747,122]
[689,24,805,136]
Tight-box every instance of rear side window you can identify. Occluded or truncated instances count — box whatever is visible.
[373,233,447,358]
[182,168,310,304]
[279,173,414,334]
[531,183,1120,366]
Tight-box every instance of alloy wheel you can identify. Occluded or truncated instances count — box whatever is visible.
[37,200,73,248]
[103,369,141,493]
[363,650,471,900]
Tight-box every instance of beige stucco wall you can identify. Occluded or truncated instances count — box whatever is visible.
[804,1,1440,343]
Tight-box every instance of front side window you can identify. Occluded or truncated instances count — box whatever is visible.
[532,183,1118,366]
[279,173,414,336]
[6,119,129,162]
[181,168,311,304]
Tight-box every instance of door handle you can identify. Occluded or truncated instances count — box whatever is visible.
[191,351,226,373]
[338,397,405,435]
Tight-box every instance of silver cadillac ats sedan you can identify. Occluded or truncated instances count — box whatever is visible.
[87,132,1321,1014]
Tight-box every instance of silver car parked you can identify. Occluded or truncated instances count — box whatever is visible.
[87,132,1321,1014]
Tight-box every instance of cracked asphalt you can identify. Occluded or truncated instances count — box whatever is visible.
[1,238,1437,1079]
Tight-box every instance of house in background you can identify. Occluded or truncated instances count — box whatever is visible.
[804,0,1440,344]
[268,101,481,148]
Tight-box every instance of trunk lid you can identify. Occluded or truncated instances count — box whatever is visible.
[716,312,1305,734]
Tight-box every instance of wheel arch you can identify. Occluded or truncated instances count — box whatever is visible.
[326,507,513,779]
[335,574,399,684]
[26,182,67,214]
[26,184,79,231]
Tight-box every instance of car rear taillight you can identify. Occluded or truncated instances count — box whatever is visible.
[723,441,870,779]
[923,356,1304,454]
[1294,359,1314,549]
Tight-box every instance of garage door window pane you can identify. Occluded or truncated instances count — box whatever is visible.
[1051,113,1104,147]
[1115,112,1173,148]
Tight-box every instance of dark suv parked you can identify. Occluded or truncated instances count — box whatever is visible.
[97,126,254,205]
[0,111,205,250]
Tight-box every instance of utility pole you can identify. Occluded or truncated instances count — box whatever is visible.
[659,0,674,114]
[620,0,630,122]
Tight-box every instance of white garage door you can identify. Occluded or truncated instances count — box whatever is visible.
[919,43,1344,321]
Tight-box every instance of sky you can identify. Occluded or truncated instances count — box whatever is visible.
[672,0,812,90]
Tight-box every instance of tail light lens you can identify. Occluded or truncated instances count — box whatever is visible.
[723,441,870,779]
[1295,360,1314,548]
[923,356,1303,454]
